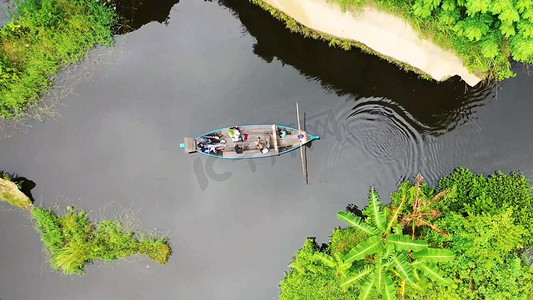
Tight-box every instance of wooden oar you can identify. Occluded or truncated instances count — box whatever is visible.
[296,102,309,184]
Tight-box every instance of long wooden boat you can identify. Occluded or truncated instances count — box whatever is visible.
[180,124,319,159]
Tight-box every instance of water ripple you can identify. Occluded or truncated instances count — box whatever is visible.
[326,98,424,184]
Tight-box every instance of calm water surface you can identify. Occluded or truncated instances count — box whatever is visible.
[1,1,532,299]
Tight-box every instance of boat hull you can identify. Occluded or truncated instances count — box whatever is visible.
[181,125,319,160]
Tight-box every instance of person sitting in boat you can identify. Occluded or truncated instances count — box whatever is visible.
[298,130,307,141]
[207,142,226,154]
[197,141,208,153]
[199,139,226,154]
[255,137,270,154]
[228,126,243,142]
[234,144,244,154]
[278,128,287,140]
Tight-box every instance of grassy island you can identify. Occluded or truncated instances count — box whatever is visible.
[281,169,533,299]
[1,170,171,275]
[32,207,171,275]
[0,0,115,119]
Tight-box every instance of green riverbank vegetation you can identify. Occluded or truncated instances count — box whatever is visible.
[331,0,533,81]
[249,0,433,80]
[0,171,171,275]
[280,169,533,299]
[0,174,32,208]
[252,0,533,81]
[32,207,172,275]
[0,0,115,119]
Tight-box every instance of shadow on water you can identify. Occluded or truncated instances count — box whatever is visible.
[214,0,496,136]
[113,0,180,33]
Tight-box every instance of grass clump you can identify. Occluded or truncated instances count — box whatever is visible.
[0,0,116,119]
[32,207,171,275]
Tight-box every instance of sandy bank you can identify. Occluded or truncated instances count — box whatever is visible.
[261,0,482,86]
[0,178,32,208]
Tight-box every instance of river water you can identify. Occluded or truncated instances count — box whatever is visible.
[1,1,532,299]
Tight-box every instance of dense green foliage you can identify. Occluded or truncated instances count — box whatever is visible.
[391,170,533,299]
[32,207,171,275]
[328,190,453,299]
[437,168,533,244]
[280,230,366,300]
[281,169,533,299]
[329,0,533,80]
[0,0,115,118]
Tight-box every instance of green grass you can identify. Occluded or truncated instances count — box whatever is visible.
[0,188,32,208]
[0,0,115,119]
[32,207,171,275]
[0,174,32,208]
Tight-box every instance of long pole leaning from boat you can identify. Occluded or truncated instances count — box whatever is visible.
[296,102,309,184]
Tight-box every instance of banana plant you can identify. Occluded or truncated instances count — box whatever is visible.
[313,251,352,277]
[319,188,454,300]
[396,174,451,238]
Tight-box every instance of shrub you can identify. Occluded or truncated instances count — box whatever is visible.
[437,168,533,244]
[281,170,533,299]
[280,234,363,300]
[0,0,115,118]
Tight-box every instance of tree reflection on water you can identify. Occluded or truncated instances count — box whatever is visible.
[215,0,496,136]
[113,0,180,33]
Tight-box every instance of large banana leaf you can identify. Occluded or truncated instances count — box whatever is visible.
[358,277,376,300]
[369,188,386,232]
[383,274,397,300]
[385,196,405,234]
[415,263,452,286]
[413,248,455,262]
[344,235,382,263]
[389,252,416,285]
[374,251,384,291]
[333,252,344,263]
[313,252,336,268]
[337,211,379,235]
[386,234,428,251]
[340,267,373,289]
